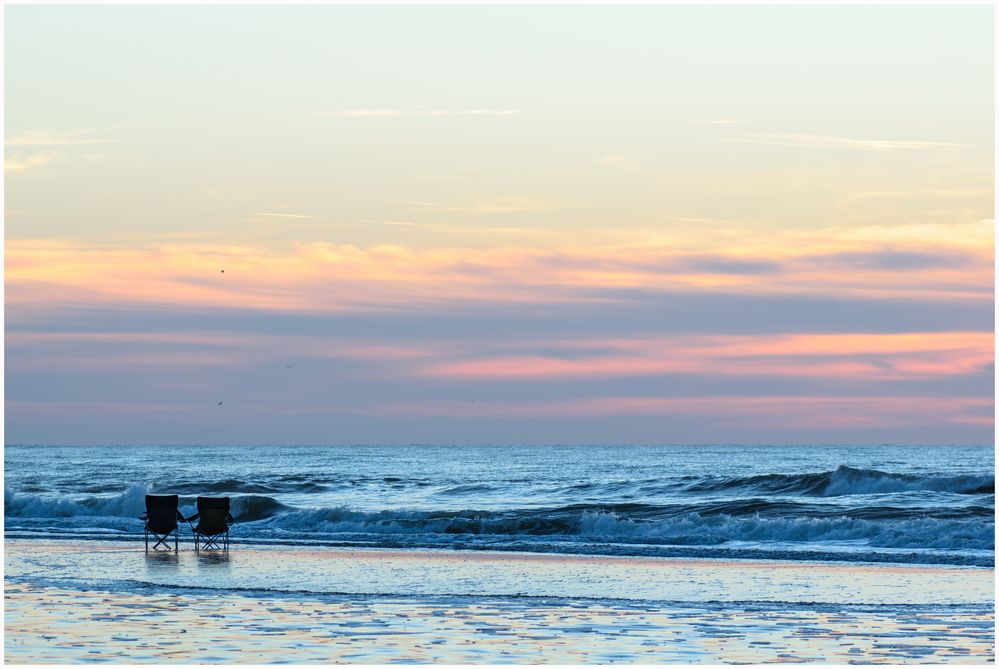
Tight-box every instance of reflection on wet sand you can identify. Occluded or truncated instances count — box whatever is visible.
[5,582,994,664]
[143,551,179,568]
[9,541,993,606]
[195,551,231,567]
[6,541,994,663]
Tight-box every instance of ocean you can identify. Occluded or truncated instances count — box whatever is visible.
[5,444,993,568]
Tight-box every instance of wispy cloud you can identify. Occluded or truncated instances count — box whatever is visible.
[354,219,422,227]
[414,332,993,383]
[829,220,993,247]
[5,219,992,316]
[685,118,748,126]
[406,196,573,215]
[312,109,519,117]
[6,129,117,147]
[5,152,60,173]
[837,189,992,205]
[354,219,547,237]
[592,155,636,167]
[810,249,976,271]
[253,212,321,220]
[5,129,119,174]
[729,133,967,152]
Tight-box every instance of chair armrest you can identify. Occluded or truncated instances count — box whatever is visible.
[139,514,147,521]
[227,513,235,523]
[186,513,199,522]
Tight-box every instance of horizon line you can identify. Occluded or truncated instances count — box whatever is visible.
[5,442,993,448]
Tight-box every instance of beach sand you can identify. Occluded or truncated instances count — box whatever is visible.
[5,540,995,663]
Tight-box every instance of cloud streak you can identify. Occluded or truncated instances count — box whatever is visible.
[685,118,748,126]
[5,152,60,173]
[6,129,117,146]
[312,109,519,117]
[406,197,574,215]
[8,319,992,441]
[414,332,993,382]
[5,221,992,316]
[6,220,991,444]
[253,212,321,219]
[728,133,967,152]
[837,189,993,205]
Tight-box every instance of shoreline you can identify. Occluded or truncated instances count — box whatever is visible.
[9,536,989,571]
[6,532,992,569]
[5,539,994,663]
[5,538,993,605]
[6,581,994,664]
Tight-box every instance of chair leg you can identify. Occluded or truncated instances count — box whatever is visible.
[174,530,178,552]
[145,528,148,552]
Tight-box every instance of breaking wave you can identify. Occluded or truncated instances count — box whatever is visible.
[5,454,993,567]
[685,465,993,497]
[241,505,992,551]
[5,488,993,557]
[5,484,150,519]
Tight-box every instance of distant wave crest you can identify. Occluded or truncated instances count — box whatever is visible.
[5,461,994,565]
[4,484,149,519]
[685,465,994,497]
[7,485,992,555]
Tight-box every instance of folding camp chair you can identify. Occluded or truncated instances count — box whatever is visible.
[189,496,233,551]
[141,494,184,551]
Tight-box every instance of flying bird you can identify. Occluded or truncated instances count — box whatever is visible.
[218,401,223,406]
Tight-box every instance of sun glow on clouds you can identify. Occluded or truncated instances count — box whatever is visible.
[4,4,993,443]
[6,215,993,440]
[415,333,993,382]
[6,220,992,312]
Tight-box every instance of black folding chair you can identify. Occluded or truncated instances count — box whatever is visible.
[188,497,233,551]
[141,494,184,551]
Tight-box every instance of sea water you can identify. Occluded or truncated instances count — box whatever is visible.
[5,444,994,567]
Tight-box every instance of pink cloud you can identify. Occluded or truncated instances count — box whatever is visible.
[416,332,993,382]
[6,225,993,316]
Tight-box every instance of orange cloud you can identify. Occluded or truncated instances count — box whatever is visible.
[6,220,992,316]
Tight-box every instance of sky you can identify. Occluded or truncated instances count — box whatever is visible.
[5,5,994,445]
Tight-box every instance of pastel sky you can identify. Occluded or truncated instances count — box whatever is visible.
[5,5,994,445]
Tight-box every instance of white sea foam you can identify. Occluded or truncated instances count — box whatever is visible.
[4,484,150,519]
[4,445,994,567]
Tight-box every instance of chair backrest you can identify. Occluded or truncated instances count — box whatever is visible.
[145,495,179,534]
[196,496,231,536]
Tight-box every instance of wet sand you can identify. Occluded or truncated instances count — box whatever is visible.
[4,540,995,663]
